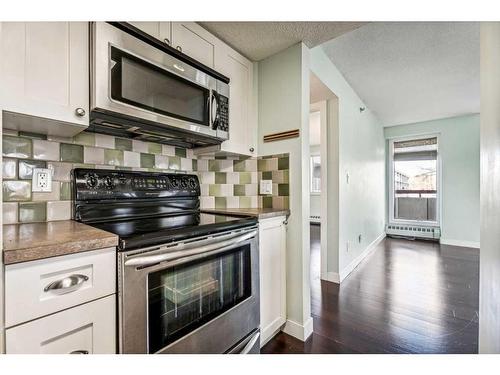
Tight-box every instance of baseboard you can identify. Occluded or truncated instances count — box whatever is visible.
[260,317,286,348]
[282,317,313,342]
[440,238,480,249]
[339,232,386,282]
[322,271,340,284]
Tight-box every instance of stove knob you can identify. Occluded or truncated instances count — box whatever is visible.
[104,176,115,189]
[171,178,180,189]
[85,173,99,189]
[188,177,198,189]
[180,178,188,189]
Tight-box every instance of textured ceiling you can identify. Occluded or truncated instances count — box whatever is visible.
[198,22,366,61]
[321,22,480,127]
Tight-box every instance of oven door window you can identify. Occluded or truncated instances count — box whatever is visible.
[147,244,252,353]
[110,46,210,126]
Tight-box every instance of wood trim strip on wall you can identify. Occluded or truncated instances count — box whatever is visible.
[263,129,300,143]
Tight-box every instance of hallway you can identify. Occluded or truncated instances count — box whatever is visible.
[262,225,479,353]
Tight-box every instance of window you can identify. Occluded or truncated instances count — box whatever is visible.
[390,136,439,224]
[310,155,321,194]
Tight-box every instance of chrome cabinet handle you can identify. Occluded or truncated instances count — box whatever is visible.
[75,107,86,117]
[70,350,89,354]
[44,274,89,293]
[163,38,171,45]
[249,147,255,153]
[176,45,182,52]
[283,219,288,225]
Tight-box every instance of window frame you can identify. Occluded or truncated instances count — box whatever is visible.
[310,154,321,195]
[388,133,442,227]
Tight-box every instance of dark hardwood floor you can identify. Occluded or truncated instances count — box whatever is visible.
[262,224,479,354]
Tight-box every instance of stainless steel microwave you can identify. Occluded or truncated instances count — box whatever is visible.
[90,22,229,148]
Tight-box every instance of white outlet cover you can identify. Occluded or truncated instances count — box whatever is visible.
[260,180,273,195]
[32,168,52,192]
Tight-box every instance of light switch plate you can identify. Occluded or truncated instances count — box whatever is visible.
[32,168,52,192]
[260,179,273,195]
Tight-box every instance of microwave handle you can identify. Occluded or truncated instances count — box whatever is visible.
[210,92,220,129]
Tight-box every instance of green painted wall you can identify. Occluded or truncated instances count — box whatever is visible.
[384,114,480,246]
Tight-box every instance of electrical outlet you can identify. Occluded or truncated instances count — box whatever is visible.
[260,180,273,195]
[32,168,52,192]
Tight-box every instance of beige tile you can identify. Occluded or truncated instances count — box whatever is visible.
[3,202,18,224]
[3,181,31,201]
[226,196,240,208]
[245,159,258,172]
[47,201,72,221]
[47,162,73,181]
[3,158,17,179]
[94,134,115,149]
[33,182,60,201]
[246,184,258,196]
[200,185,209,196]
[33,140,60,161]
[186,149,195,159]
[132,140,148,153]
[251,172,259,183]
[226,172,240,184]
[124,151,141,167]
[181,157,192,171]
[198,172,215,184]
[200,196,215,209]
[155,155,169,169]
[219,159,233,172]
[83,146,105,164]
[197,159,209,171]
[162,144,176,156]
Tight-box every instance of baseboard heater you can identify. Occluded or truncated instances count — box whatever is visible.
[386,224,440,240]
[310,215,321,224]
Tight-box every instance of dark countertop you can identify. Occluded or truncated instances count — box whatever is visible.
[202,208,290,220]
[3,220,118,265]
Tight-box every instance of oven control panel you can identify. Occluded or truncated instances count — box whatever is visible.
[73,168,200,200]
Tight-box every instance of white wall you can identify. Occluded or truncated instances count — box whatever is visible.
[384,114,480,247]
[258,43,313,340]
[309,144,321,218]
[310,47,386,280]
[479,22,500,354]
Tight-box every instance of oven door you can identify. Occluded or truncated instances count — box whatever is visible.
[91,22,224,140]
[118,227,260,354]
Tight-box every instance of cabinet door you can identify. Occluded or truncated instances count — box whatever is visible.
[128,22,160,39]
[1,22,89,128]
[6,295,116,354]
[171,22,216,68]
[259,216,287,346]
[159,22,172,45]
[215,45,257,156]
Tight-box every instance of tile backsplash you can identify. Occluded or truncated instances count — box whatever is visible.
[2,129,290,224]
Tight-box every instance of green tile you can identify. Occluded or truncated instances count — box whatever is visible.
[60,182,72,200]
[18,160,47,179]
[283,170,290,183]
[192,159,198,171]
[215,197,227,209]
[19,131,47,140]
[208,160,220,171]
[239,196,251,209]
[3,136,32,158]
[175,147,187,158]
[140,153,155,168]
[19,202,46,222]
[233,185,246,196]
[233,160,246,172]
[115,138,132,151]
[3,181,31,202]
[2,158,17,179]
[278,184,289,196]
[215,172,227,184]
[148,142,162,154]
[262,197,273,208]
[73,132,95,146]
[209,184,221,196]
[169,156,181,170]
[239,172,251,184]
[104,149,124,166]
[257,159,267,171]
[262,171,272,180]
[60,143,83,163]
[215,155,226,160]
[278,156,289,170]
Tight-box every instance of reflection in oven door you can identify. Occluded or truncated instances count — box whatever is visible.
[147,244,252,353]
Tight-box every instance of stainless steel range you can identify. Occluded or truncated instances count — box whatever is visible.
[72,168,260,354]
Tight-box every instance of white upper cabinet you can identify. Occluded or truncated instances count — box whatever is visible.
[171,22,216,68]
[1,22,89,132]
[215,43,258,156]
[129,21,172,46]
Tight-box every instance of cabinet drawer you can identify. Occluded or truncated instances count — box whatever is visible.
[5,247,116,327]
[6,295,116,354]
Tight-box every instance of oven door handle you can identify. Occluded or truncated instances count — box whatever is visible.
[124,230,257,268]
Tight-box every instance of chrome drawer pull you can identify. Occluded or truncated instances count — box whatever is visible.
[44,274,89,293]
[70,350,89,354]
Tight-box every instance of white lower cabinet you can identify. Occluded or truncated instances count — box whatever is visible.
[259,216,287,347]
[5,295,116,354]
